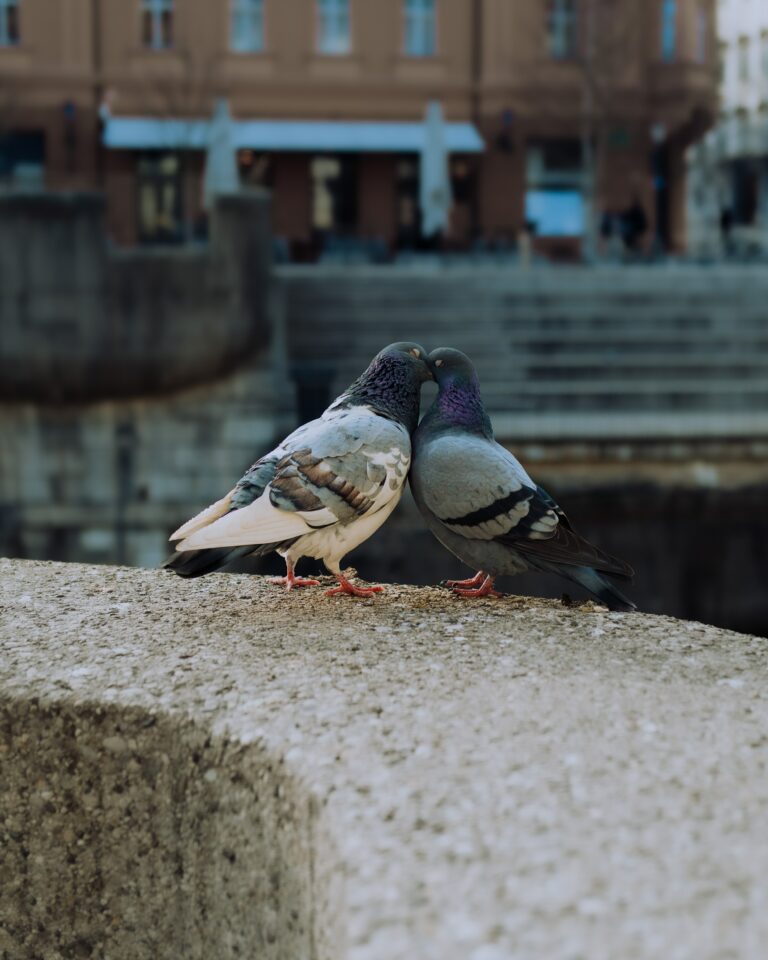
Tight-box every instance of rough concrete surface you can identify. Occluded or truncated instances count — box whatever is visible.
[1,559,767,960]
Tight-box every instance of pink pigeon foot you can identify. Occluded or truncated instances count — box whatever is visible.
[452,574,504,599]
[325,573,385,598]
[442,570,486,589]
[268,564,321,591]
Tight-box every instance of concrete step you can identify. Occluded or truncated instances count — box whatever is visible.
[288,309,767,334]
[482,378,768,395]
[486,394,768,413]
[283,270,768,421]
[514,358,768,373]
[292,341,768,369]
[285,289,766,312]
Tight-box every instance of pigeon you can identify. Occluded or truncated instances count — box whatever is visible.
[410,348,636,611]
[165,342,432,597]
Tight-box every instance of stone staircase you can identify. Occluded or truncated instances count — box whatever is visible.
[280,266,768,440]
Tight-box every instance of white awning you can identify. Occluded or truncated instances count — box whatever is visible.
[103,117,485,153]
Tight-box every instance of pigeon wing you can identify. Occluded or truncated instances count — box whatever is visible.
[509,485,635,580]
[418,434,633,580]
[176,408,409,552]
[417,434,539,539]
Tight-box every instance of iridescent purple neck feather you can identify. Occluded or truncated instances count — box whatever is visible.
[425,372,493,438]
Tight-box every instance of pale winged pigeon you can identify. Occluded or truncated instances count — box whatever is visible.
[166,343,432,597]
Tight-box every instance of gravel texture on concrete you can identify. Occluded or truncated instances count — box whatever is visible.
[1,558,767,960]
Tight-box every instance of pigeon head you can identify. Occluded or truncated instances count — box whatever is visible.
[341,342,432,433]
[428,347,476,383]
[424,347,493,437]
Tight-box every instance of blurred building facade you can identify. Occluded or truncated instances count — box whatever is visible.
[687,0,768,258]
[0,0,716,256]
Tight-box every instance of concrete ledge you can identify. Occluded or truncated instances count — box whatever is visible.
[1,559,767,959]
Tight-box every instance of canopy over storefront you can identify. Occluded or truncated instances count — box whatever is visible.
[103,116,485,153]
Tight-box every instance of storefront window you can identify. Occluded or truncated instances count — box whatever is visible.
[137,152,183,244]
[237,149,272,187]
[396,156,420,247]
[311,155,357,233]
[525,140,584,237]
[0,130,44,188]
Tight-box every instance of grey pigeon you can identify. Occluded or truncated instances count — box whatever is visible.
[166,342,432,597]
[410,348,636,610]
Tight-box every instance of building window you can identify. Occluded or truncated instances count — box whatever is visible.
[547,0,578,61]
[0,0,19,46]
[231,0,264,52]
[404,0,436,57]
[317,0,350,55]
[0,130,45,188]
[695,4,708,63]
[738,36,749,83]
[237,149,272,187]
[716,39,725,84]
[396,156,420,247]
[660,0,677,61]
[311,155,357,233]
[762,31,768,81]
[525,140,584,238]
[142,0,173,50]
[137,153,183,244]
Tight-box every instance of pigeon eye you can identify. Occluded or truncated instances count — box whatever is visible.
[410,348,421,358]
[434,359,444,367]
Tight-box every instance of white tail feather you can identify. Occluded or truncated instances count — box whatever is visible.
[176,491,313,551]
[169,491,235,541]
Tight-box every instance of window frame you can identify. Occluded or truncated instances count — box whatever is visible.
[694,2,708,64]
[137,150,184,246]
[141,0,174,51]
[547,0,578,62]
[660,0,677,63]
[737,35,750,84]
[0,0,19,47]
[230,0,265,53]
[403,0,437,58]
[761,30,768,84]
[316,0,351,56]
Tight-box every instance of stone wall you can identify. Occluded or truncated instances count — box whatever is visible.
[0,363,292,569]
[2,559,767,959]
[0,189,292,569]
[0,190,273,402]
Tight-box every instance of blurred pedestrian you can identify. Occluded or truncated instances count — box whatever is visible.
[720,207,735,257]
[621,197,648,258]
[600,209,623,261]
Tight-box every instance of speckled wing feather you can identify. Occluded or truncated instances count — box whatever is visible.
[174,407,410,552]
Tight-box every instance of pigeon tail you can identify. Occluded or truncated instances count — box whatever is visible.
[561,565,636,612]
[162,546,253,578]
